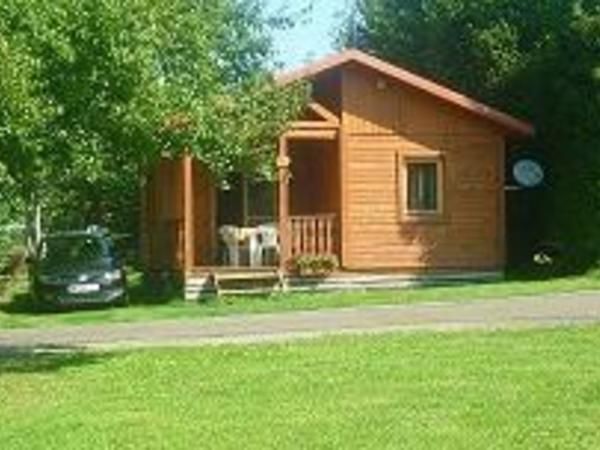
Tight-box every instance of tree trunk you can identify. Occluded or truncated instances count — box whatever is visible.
[25,198,42,255]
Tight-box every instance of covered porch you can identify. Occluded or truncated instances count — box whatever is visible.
[140,102,342,277]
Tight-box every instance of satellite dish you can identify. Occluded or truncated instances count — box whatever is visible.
[513,158,545,188]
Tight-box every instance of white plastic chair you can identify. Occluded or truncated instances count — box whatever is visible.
[256,223,279,266]
[219,226,241,266]
[246,228,261,268]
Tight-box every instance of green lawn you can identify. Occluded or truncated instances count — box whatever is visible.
[1,271,600,329]
[1,326,600,449]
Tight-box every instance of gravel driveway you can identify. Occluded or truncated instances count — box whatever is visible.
[1,291,600,350]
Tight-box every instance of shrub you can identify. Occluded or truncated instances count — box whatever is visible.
[0,225,26,275]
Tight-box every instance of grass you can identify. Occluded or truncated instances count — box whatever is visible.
[1,326,600,449]
[1,270,600,330]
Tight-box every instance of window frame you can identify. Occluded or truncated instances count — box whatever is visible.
[400,153,445,221]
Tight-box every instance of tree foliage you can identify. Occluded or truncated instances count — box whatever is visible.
[0,0,306,241]
[342,0,600,268]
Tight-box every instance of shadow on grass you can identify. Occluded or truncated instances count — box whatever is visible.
[0,276,184,317]
[0,293,120,316]
[0,345,114,375]
[505,264,594,282]
[126,276,183,306]
[0,292,53,315]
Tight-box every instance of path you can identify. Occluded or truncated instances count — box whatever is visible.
[1,291,600,350]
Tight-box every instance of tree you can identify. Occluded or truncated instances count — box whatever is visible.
[341,0,600,269]
[0,0,306,249]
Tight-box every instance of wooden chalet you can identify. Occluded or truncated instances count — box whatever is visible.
[141,49,534,297]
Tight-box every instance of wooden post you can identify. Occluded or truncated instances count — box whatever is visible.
[242,175,249,227]
[139,168,149,270]
[338,130,347,268]
[278,136,291,271]
[497,139,507,269]
[182,156,195,274]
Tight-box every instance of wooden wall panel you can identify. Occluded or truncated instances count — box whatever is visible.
[192,161,216,266]
[342,64,400,135]
[340,64,507,271]
[342,136,504,270]
[341,64,500,138]
[143,158,185,272]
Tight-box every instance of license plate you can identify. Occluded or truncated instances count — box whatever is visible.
[67,283,101,294]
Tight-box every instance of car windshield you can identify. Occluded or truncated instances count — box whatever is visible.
[39,235,110,265]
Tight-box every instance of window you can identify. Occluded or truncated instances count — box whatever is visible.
[217,175,275,227]
[247,181,275,225]
[405,160,442,214]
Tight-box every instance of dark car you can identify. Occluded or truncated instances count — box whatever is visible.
[30,230,128,307]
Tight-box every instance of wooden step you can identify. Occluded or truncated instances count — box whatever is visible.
[219,287,281,297]
[212,271,280,282]
[186,268,285,299]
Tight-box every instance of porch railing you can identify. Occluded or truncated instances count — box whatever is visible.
[289,214,338,258]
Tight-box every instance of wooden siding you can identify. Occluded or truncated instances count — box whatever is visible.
[342,63,501,137]
[342,64,400,135]
[142,158,217,272]
[339,64,506,270]
[141,158,185,271]
[192,161,216,266]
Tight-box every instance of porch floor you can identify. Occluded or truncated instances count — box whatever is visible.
[190,266,278,275]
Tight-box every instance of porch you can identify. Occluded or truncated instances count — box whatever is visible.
[141,103,343,277]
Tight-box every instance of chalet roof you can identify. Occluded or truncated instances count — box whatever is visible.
[277,49,534,138]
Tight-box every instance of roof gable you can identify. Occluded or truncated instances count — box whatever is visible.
[277,49,534,138]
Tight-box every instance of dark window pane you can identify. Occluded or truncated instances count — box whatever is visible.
[407,163,438,212]
[248,182,275,225]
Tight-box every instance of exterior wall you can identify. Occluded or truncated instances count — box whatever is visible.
[143,158,217,272]
[192,161,216,266]
[141,158,185,272]
[340,64,506,271]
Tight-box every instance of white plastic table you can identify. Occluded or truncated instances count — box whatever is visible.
[219,226,262,267]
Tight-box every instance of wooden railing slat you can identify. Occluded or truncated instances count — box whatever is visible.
[294,219,301,257]
[317,218,324,254]
[303,219,310,255]
[325,220,333,255]
[288,214,337,259]
[314,217,319,255]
